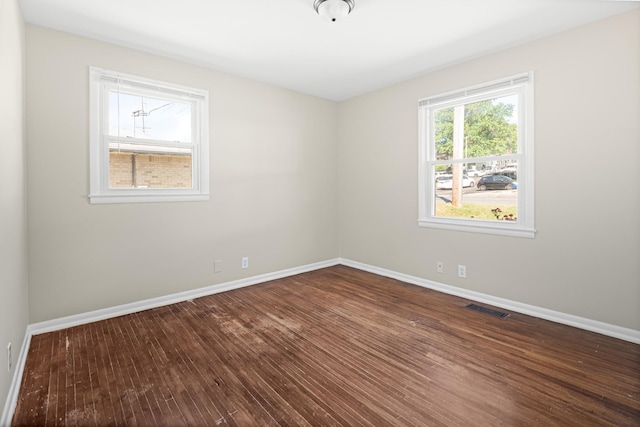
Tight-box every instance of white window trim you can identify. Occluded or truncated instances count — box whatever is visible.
[418,72,535,238]
[89,67,210,204]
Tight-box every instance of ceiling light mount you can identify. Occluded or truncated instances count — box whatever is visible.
[314,0,355,22]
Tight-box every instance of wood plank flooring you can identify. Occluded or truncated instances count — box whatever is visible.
[12,265,640,426]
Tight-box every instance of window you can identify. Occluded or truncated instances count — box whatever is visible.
[418,73,535,238]
[89,67,209,204]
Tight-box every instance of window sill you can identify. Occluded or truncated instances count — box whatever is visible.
[89,193,210,204]
[418,219,535,238]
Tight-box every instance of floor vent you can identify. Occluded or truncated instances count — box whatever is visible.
[465,303,510,319]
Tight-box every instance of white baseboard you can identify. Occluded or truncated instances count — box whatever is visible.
[1,331,31,427]
[340,258,640,345]
[4,256,638,425]
[29,258,340,336]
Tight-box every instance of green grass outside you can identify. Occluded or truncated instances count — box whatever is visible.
[436,203,517,220]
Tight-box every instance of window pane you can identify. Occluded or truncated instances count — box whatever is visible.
[109,146,193,189]
[433,163,517,220]
[434,94,518,160]
[109,91,192,143]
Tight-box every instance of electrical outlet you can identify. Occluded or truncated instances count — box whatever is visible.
[214,260,222,273]
[458,265,467,278]
[437,261,444,273]
[7,342,12,372]
[241,257,249,269]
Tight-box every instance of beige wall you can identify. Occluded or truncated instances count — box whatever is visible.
[22,10,640,331]
[26,26,340,323]
[0,0,29,414]
[339,9,640,330]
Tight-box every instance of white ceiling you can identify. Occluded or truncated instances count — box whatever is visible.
[18,0,639,101]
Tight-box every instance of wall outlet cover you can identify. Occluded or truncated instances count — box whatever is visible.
[458,265,467,278]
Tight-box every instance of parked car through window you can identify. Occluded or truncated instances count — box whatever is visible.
[476,175,517,190]
[435,174,476,190]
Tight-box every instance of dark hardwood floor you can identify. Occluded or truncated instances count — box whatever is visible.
[12,265,640,426]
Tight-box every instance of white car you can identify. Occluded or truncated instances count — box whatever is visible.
[435,174,475,190]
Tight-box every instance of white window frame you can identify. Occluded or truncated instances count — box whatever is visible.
[89,67,209,204]
[418,72,535,238]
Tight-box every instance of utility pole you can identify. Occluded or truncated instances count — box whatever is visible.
[452,105,464,207]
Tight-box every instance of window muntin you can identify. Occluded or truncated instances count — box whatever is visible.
[418,73,534,238]
[89,67,209,204]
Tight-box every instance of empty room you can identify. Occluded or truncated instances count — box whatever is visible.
[1,0,639,425]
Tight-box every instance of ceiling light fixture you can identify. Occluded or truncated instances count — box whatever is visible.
[314,0,355,22]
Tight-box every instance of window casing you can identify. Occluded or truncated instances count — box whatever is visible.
[89,67,209,204]
[418,73,535,238]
